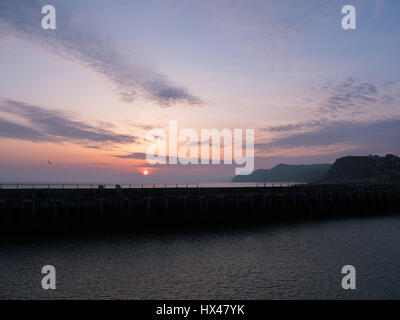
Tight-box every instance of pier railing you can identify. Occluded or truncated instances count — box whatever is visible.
[0,182,299,190]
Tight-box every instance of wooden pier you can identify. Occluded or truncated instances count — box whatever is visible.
[0,184,399,235]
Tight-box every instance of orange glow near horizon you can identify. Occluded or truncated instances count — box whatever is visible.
[143,170,149,176]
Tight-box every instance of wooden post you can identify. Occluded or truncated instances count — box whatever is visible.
[146,197,151,213]
[53,199,57,215]
[235,193,240,210]
[77,198,81,214]
[32,193,36,216]
[99,199,103,214]
[165,195,169,212]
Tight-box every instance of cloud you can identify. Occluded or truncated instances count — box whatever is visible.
[318,77,381,113]
[115,152,147,160]
[0,0,202,106]
[266,119,326,132]
[383,80,396,88]
[0,118,48,142]
[115,151,214,165]
[258,117,400,153]
[125,120,155,131]
[0,99,136,145]
[299,77,399,117]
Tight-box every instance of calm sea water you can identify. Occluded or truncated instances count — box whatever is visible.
[1,215,400,299]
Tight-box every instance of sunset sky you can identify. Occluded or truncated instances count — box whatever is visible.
[0,0,399,183]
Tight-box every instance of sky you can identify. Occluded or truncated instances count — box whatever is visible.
[0,0,399,183]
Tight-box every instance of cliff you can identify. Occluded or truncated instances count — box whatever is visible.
[323,154,400,183]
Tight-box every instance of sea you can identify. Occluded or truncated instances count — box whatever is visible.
[1,214,400,299]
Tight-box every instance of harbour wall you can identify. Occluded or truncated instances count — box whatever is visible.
[0,184,399,235]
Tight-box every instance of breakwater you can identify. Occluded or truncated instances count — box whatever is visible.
[0,184,399,235]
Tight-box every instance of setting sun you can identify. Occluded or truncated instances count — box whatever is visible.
[143,170,149,176]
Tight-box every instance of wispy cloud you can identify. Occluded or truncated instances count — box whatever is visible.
[0,117,48,142]
[297,77,399,118]
[125,120,155,131]
[266,119,326,132]
[115,152,147,160]
[319,77,380,113]
[258,117,400,154]
[0,99,136,145]
[114,151,214,165]
[0,0,202,106]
